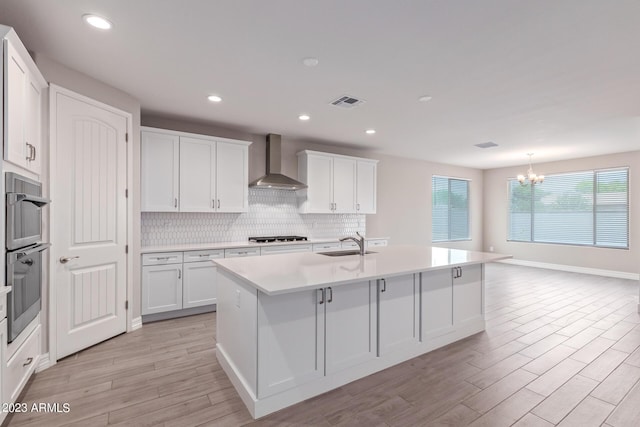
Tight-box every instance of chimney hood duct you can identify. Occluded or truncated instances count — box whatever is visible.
[249,134,308,190]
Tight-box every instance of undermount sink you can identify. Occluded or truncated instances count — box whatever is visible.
[319,250,377,257]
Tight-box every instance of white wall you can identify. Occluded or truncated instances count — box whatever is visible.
[483,150,640,275]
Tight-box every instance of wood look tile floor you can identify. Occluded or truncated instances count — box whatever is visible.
[4,264,640,427]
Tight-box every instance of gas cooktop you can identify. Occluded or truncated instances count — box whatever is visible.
[248,236,308,243]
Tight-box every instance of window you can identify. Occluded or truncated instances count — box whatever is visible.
[508,168,628,248]
[432,176,470,242]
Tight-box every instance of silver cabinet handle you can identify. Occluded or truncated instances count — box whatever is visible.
[174,198,178,208]
[381,278,386,293]
[356,203,360,211]
[327,287,333,303]
[318,288,324,305]
[458,267,463,278]
[60,256,80,264]
[217,199,221,209]
[212,199,215,208]
[178,269,181,279]
[23,357,33,367]
[32,145,36,161]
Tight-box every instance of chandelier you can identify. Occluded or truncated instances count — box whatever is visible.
[517,153,544,186]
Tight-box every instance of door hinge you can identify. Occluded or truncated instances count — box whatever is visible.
[125,133,129,142]
[125,245,129,254]
[125,300,129,310]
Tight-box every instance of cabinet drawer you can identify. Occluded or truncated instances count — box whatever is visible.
[260,244,312,256]
[142,252,183,266]
[312,242,342,252]
[224,247,261,258]
[5,324,40,402]
[183,249,224,263]
[366,239,388,248]
[341,241,359,249]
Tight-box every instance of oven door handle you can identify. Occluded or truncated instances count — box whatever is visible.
[15,243,52,260]
[7,193,51,207]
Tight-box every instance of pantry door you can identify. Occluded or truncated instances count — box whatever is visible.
[50,85,131,360]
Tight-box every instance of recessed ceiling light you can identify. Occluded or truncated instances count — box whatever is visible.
[207,95,222,103]
[83,14,113,30]
[418,95,433,102]
[302,57,319,67]
[365,129,376,135]
[299,114,310,121]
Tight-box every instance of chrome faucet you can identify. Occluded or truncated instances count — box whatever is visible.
[340,232,366,256]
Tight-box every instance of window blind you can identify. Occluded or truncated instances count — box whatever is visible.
[508,168,628,248]
[432,177,470,242]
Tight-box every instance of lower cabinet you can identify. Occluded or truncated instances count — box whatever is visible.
[182,261,218,308]
[257,280,376,398]
[377,274,419,356]
[4,323,40,404]
[453,264,483,325]
[141,264,182,315]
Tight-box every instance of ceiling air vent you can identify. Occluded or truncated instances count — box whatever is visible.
[330,95,365,109]
[474,141,499,149]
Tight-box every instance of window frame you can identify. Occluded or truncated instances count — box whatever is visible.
[432,175,471,243]
[507,167,629,249]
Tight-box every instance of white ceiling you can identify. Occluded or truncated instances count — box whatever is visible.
[1,0,639,169]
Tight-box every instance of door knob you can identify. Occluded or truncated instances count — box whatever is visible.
[60,256,80,264]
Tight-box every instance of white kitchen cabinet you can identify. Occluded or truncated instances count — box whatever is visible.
[421,268,454,339]
[141,127,250,213]
[453,264,483,325]
[377,275,419,356]
[183,261,218,308]
[4,323,40,404]
[298,150,377,215]
[141,263,183,315]
[141,131,180,212]
[356,160,378,214]
[3,34,47,175]
[366,238,388,249]
[256,280,376,397]
[260,244,312,256]
[224,247,261,258]
[179,136,216,212]
[312,242,342,252]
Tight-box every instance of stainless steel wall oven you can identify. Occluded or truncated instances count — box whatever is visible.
[5,172,50,342]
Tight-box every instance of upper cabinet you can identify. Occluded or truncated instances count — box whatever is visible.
[141,127,251,213]
[297,150,378,214]
[2,27,48,175]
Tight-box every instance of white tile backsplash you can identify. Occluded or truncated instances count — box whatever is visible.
[141,189,365,246]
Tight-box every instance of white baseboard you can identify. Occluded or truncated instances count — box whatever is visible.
[499,259,640,281]
[36,352,51,373]
[131,316,142,331]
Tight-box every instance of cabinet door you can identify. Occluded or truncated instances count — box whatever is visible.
[141,131,179,211]
[141,264,183,315]
[180,136,216,212]
[257,289,325,398]
[305,154,334,213]
[216,141,248,212]
[325,281,376,375]
[356,161,377,214]
[453,264,483,325]
[25,76,42,174]
[183,261,217,308]
[4,40,28,168]
[378,275,419,356]
[332,157,356,213]
[422,269,454,339]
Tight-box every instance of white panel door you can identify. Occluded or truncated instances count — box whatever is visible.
[25,76,43,174]
[422,269,454,339]
[53,89,128,359]
[141,131,179,211]
[356,160,377,214]
[325,281,376,375]
[4,39,27,168]
[378,275,419,356]
[257,289,325,398]
[453,265,483,325]
[182,261,217,308]
[179,137,216,212]
[332,157,356,213]
[142,264,183,314]
[216,141,248,212]
[306,154,333,213]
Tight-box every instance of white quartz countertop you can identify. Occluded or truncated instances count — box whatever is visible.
[141,237,390,253]
[215,244,511,295]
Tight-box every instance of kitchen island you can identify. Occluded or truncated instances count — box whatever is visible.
[214,245,510,418]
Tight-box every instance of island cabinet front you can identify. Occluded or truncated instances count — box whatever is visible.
[257,280,376,398]
[377,274,420,356]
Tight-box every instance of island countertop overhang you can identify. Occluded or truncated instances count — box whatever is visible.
[214,245,511,296]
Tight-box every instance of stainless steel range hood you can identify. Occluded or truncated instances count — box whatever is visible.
[249,134,308,190]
